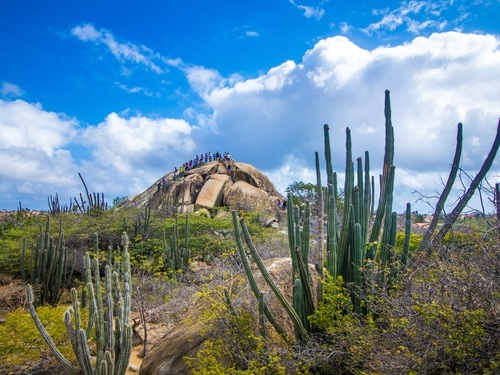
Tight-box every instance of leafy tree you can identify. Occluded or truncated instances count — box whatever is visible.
[285,181,317,206]
[112,196,128,208]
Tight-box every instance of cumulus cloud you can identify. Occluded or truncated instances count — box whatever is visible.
[0,100,82,208]
[1,31,499,213]
[188,31,500,212]
[0,100,78,155]
[81,113,196,173]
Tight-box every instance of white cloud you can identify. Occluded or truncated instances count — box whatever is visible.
[0,82,24,98]
[71,23,165,74]
[246,31,260,37]
[81,113,195,174]
[188,31,500,212]
[364,0,456,35]
[185,66,223,96]
[289,0,325,20]
[2,31,499,214]
[0,100,81,208]
[0,100,78,155]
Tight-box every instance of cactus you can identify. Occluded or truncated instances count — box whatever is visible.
[26,231,133,375]
[407,118,500,278]
[22,216,75,306]
[401,203,412,269]
[235,90,419,340]
[134,198,152,240]
[232,211,295,343]
[164,212,190,275]
[233,211,310,342]
[314,152,325,304]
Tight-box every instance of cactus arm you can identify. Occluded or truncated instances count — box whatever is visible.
[352,223,363,314]
[292,279,308,338]
[231,210,291,343]
[301,202,311,263]
[433,118,500,244]
[417,123,463,254]
[238,215,310,341]
[315,152,325,304]
[25,284,80,373]
[401,203,412,268]
[326,187,338,279]
[295,247,315,326]
[287,192,297,282]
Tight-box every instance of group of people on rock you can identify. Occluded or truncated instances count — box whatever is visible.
[157,177,169,192]
[172,151,234,181]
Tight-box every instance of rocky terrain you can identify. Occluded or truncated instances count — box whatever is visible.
[119,159,285,217]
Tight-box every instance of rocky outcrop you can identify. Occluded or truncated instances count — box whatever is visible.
[138,258,319,375]
[119,160,284,216]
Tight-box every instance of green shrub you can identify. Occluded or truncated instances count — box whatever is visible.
[0,305,77,373]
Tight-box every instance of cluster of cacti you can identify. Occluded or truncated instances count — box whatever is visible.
[73,172,108,215]
[21,215,75,306]
[163,212,190,274]
[25,231,133,375]
[47,193,74,215]
[233,90,413,340]
[134,198,152,240]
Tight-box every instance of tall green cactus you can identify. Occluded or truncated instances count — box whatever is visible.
[235,90,415,340]
[22,216,75,306]
[164,212,190,275]
[231,210,292,343]
[26,231,132,375]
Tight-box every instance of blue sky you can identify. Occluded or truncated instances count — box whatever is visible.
[1,0,499,213]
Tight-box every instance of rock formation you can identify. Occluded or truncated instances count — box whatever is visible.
[119,159,285,216]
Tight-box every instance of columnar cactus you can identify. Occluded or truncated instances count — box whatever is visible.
[232,210,300,343]
[164,212,190,275]
[26,231,133,375]
[22,216,75,306]
[235,90,414,340]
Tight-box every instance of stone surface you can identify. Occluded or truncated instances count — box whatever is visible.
[195,174,230,208]
[118,160,284,215]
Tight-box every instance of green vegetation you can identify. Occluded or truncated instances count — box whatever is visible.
[0,305,78,373]
[0,91,498,374]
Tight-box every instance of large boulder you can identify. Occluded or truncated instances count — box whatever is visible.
[139,258,318,375]
[233,162,276,193]
[118,160,284,215]
[195,174,231,208]
[224,180,279,215]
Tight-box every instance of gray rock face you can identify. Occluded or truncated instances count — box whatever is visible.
[118,160,284,215]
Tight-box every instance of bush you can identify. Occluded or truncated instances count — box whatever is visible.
[0,305,77,374]
[299,229,500,374]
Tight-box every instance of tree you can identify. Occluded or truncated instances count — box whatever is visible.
[285,181,317,206]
